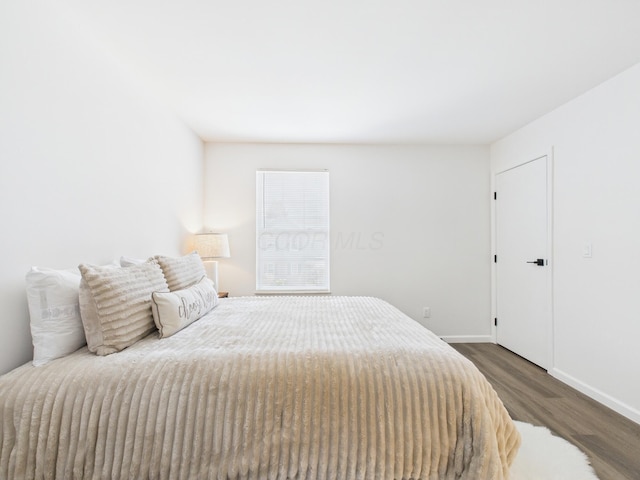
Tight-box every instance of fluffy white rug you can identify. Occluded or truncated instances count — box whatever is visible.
[510,421,599,480]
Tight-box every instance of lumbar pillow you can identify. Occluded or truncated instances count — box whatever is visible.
[78,260,169,355]
[151,277,218,338]
[154,251,206,291]
[25,266,87,366]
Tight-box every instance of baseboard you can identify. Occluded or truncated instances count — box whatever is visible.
[441,335,494,344]
[550,368,640,425]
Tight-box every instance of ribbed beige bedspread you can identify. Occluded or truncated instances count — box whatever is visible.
[1,296,519,479]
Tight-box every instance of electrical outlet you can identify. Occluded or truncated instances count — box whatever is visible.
[423,307,431,318]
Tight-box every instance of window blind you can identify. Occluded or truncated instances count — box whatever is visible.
[256,170,330,292]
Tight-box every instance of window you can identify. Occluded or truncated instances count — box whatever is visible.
[256,170,330,293]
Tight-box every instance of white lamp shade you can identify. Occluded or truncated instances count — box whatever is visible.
[194,233,230,259]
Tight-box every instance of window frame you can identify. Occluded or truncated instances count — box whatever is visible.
[255,169,330,294]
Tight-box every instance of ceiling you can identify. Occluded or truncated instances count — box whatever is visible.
[59,0,640,144]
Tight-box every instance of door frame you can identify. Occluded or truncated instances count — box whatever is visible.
[491,150,554,370]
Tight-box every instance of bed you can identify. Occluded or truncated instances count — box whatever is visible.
[1,295,520,479]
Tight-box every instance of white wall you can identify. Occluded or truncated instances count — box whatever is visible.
[204,143,491,340]
[0,1,203,374]
[491,62,640,423]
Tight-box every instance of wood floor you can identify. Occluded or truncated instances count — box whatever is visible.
[451,343,640,480]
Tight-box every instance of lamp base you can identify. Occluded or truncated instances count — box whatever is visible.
[203,260,219,292]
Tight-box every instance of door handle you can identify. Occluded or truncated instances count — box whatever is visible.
[526,259,545,266]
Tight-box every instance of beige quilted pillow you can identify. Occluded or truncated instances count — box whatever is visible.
[155,252,206,291]
[78,260,169,355]
[151,277,218,338]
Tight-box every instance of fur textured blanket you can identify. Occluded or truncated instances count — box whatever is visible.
[0,296,520,479]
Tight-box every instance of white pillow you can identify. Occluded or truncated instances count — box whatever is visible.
[155,252,207,291]
[119,255,146,267]
[26,266,86,366]
[79,260,169,355]
[151,277,218,338]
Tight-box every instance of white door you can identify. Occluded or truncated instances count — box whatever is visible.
[496,156,549,369]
